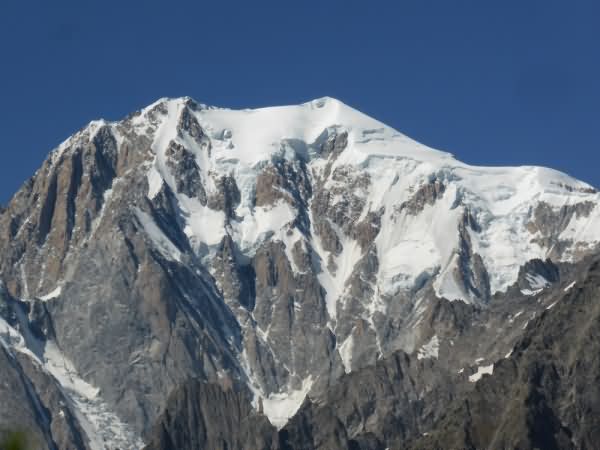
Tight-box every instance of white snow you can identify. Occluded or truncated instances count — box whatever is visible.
[132,96,600,312]
[39,286,62,301]
[314,228,363,322]
[43,342,144,450]
[180,200,227,251]
[469,364,494,382]
[146,162,164,199]
[509,311,523,323]
[546,300,559,310]
[43,94,600,311]
[89,186,115,240]
[259,376,314,429]
[231,200,297,254]
[0,316,31,356]
[559,202,600,253]
[39,95,600,433]
[379,183,461,299]
[0,311,143,450]
[521,288,544,296]
[417,335,440,360]
[134,208,182,262]
[526,273,550,289]
[521,273,550,296]
[196,97,402,167]
[338,334,355,373]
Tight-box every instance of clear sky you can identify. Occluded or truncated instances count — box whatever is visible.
[1,0,598,203]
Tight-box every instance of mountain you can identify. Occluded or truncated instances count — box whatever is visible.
[0,96,599,449]
[411,254,600,450]
[144,255,600,450]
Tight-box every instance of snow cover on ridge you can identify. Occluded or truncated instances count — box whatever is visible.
[42,95,600,429]
[137,95,600,304]
[125,96,600,426]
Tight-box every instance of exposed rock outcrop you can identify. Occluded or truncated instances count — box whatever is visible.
[412,256,600,450]
[143,380,278,450]
[1,96,600,449]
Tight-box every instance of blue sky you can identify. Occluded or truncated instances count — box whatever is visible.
[1,0,598,203]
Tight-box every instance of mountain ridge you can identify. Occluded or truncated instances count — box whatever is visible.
[0,96,599,449]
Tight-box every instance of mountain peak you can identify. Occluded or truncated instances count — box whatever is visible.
[35,96,600,307]
[1,95,600,447]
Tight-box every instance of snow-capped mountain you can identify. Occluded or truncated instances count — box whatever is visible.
[0,96,599,449]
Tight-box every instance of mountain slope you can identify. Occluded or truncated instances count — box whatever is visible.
[0,96,599,448]
[143,379,278,450]
[144,256,600,450]
[412,255,600,450]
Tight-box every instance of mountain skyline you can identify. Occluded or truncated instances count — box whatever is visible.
[1,0,599,203]
[2,2,600,448]
[1,94,599,448]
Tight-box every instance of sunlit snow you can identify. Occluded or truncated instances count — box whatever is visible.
[469,364,494,382]
[417,335,440,360]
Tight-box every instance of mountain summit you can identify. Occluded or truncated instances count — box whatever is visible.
[0,97,599,449]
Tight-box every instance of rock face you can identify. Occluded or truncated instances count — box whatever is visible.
[142,256,600,450]
[278,351,465,450]
[143,379,278,450]
[411,256,600,450]
[0,286,91,450]
[0,96,600,449]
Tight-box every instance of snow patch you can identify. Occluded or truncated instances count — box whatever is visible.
[522,273,550,295]
[559,201,600,253]
[231,200,297,255]
[0,317,32,357]
[521,288,543,296]
[180,199,226,252]
[146,162,164,199]
[469,364,494,382]
[134,208,182,262]
[417,335,439,360]
[338,334,355,373]
[526,273,550,289]
[509,310,523,323]
[1,313,143,450]
[312,221,363,322]
[546,300,559,310]
[39,286,62,301]
[43,342,144,450]
[260,376,314,429]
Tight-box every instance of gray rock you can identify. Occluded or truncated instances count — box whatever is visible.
[207,174,241,219]
[412,256,600,450]
[1,97,599,450]
[396,177,446,216]
[143,379,278,450]
[165,140,207,203]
